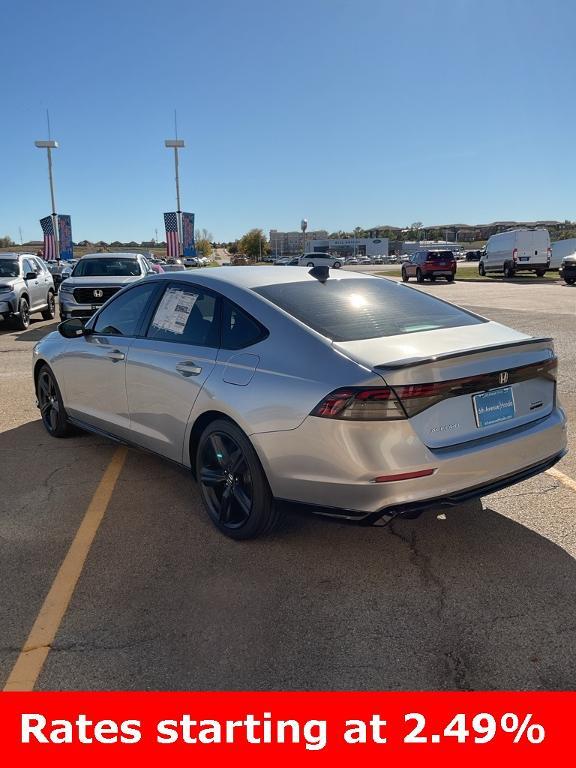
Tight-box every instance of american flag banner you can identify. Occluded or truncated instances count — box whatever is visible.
[164,212,180,258]
[40,216,57,261]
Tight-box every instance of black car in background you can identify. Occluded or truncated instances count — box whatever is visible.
[559,256,576,285]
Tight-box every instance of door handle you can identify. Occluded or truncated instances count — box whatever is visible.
[106,350,125,362]
[175,361,202,377]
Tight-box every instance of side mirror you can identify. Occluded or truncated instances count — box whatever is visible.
[25,271,38,280]
[58,318,91,339]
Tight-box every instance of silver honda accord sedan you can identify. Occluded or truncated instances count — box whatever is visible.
[33,267,567,539]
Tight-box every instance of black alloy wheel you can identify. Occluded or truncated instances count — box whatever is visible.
[42,291,56,320]
[36,365,70,437]
[196,419,278,539]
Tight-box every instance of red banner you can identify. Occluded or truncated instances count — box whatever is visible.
[0,691,572,766]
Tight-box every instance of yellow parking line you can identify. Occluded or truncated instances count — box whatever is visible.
[3,446,127,692]
[546,466,576,493]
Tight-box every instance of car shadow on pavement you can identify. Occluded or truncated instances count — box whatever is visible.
[13,320,59,342]
[0,318,59,341]
[22,440,575,692]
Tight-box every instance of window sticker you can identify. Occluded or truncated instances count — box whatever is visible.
[152,287,198,335]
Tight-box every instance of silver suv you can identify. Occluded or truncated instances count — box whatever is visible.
[59,252,153,320]
[0,253,56,329]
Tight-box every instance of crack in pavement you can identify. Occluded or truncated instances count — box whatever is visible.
[387,522,472,691]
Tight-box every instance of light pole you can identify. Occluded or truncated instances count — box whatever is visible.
[165,138,185,254]
[301,218,308,255]
[34,139,59,259]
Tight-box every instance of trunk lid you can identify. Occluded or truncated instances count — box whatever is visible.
[334,323,556,448]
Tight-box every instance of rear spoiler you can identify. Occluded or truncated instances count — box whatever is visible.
[374,337,554,371]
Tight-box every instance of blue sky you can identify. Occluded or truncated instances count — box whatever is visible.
[1,0,575,243]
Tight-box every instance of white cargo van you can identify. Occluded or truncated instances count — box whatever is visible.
[479,228,551,278]
[550,238,576,270]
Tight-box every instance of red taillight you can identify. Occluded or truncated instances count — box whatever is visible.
[512,248,518,262]
[312,358,557,421]
[310,387,406,420]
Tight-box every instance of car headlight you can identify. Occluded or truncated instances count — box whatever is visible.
[59,283,74,294]
[0,286,14,294]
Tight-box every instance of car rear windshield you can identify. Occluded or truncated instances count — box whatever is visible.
[72,258,142,277]
[426,251,454,260]
[254,278,485,341]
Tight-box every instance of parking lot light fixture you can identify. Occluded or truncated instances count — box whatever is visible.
[34,139,60,260]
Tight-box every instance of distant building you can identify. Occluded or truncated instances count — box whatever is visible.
[269,229,329,256]
[307,237,389,258]
[401,240,460,255]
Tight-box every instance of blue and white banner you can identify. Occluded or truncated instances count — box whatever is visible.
[58,215,74,261]
[182,212,196,257]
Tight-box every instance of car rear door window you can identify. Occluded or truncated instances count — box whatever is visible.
[221,300,268,349]
[147,284,219,347]
[93,283,158,336]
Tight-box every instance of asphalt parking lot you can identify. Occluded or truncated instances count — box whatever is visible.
[1,277,575,691]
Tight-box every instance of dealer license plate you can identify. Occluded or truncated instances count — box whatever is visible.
[473,386,515,428]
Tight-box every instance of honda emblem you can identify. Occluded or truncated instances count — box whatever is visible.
[499,371,509,385]
[93,289,104,298]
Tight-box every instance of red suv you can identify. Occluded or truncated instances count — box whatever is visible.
[401,250,456,283]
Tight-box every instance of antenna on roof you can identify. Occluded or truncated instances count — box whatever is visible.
[308,265,330,283]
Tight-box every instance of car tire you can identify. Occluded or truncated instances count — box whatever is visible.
[535,269,546,277]
[401,268,409,282]
[478,262,486,276]
[565,278,575,285]
[41,291,56,320]
[446,274,454,283]
[504,264,515,279]
[430,275,436,282]
[36,364,72,438]
[333,261,341,269]
[13,297,30,330]
[195,419,280,540]
[307,262,315,268]
[416,269,424,283]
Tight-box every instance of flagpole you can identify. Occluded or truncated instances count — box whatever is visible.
[174,146,182,254]
[34,138,60,260]
[46,146,60,260]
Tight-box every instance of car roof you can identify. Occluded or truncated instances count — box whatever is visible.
[148,265,382,290]
[77,252,143,259]
[0,252,31,259]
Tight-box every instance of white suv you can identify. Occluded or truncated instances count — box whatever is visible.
[0,253,56,329]
[297,252,343,269]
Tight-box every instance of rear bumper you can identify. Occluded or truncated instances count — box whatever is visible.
[253,406,568,518]
[276,450,566,523]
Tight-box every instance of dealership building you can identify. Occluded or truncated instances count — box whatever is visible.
[306,237,389,258]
